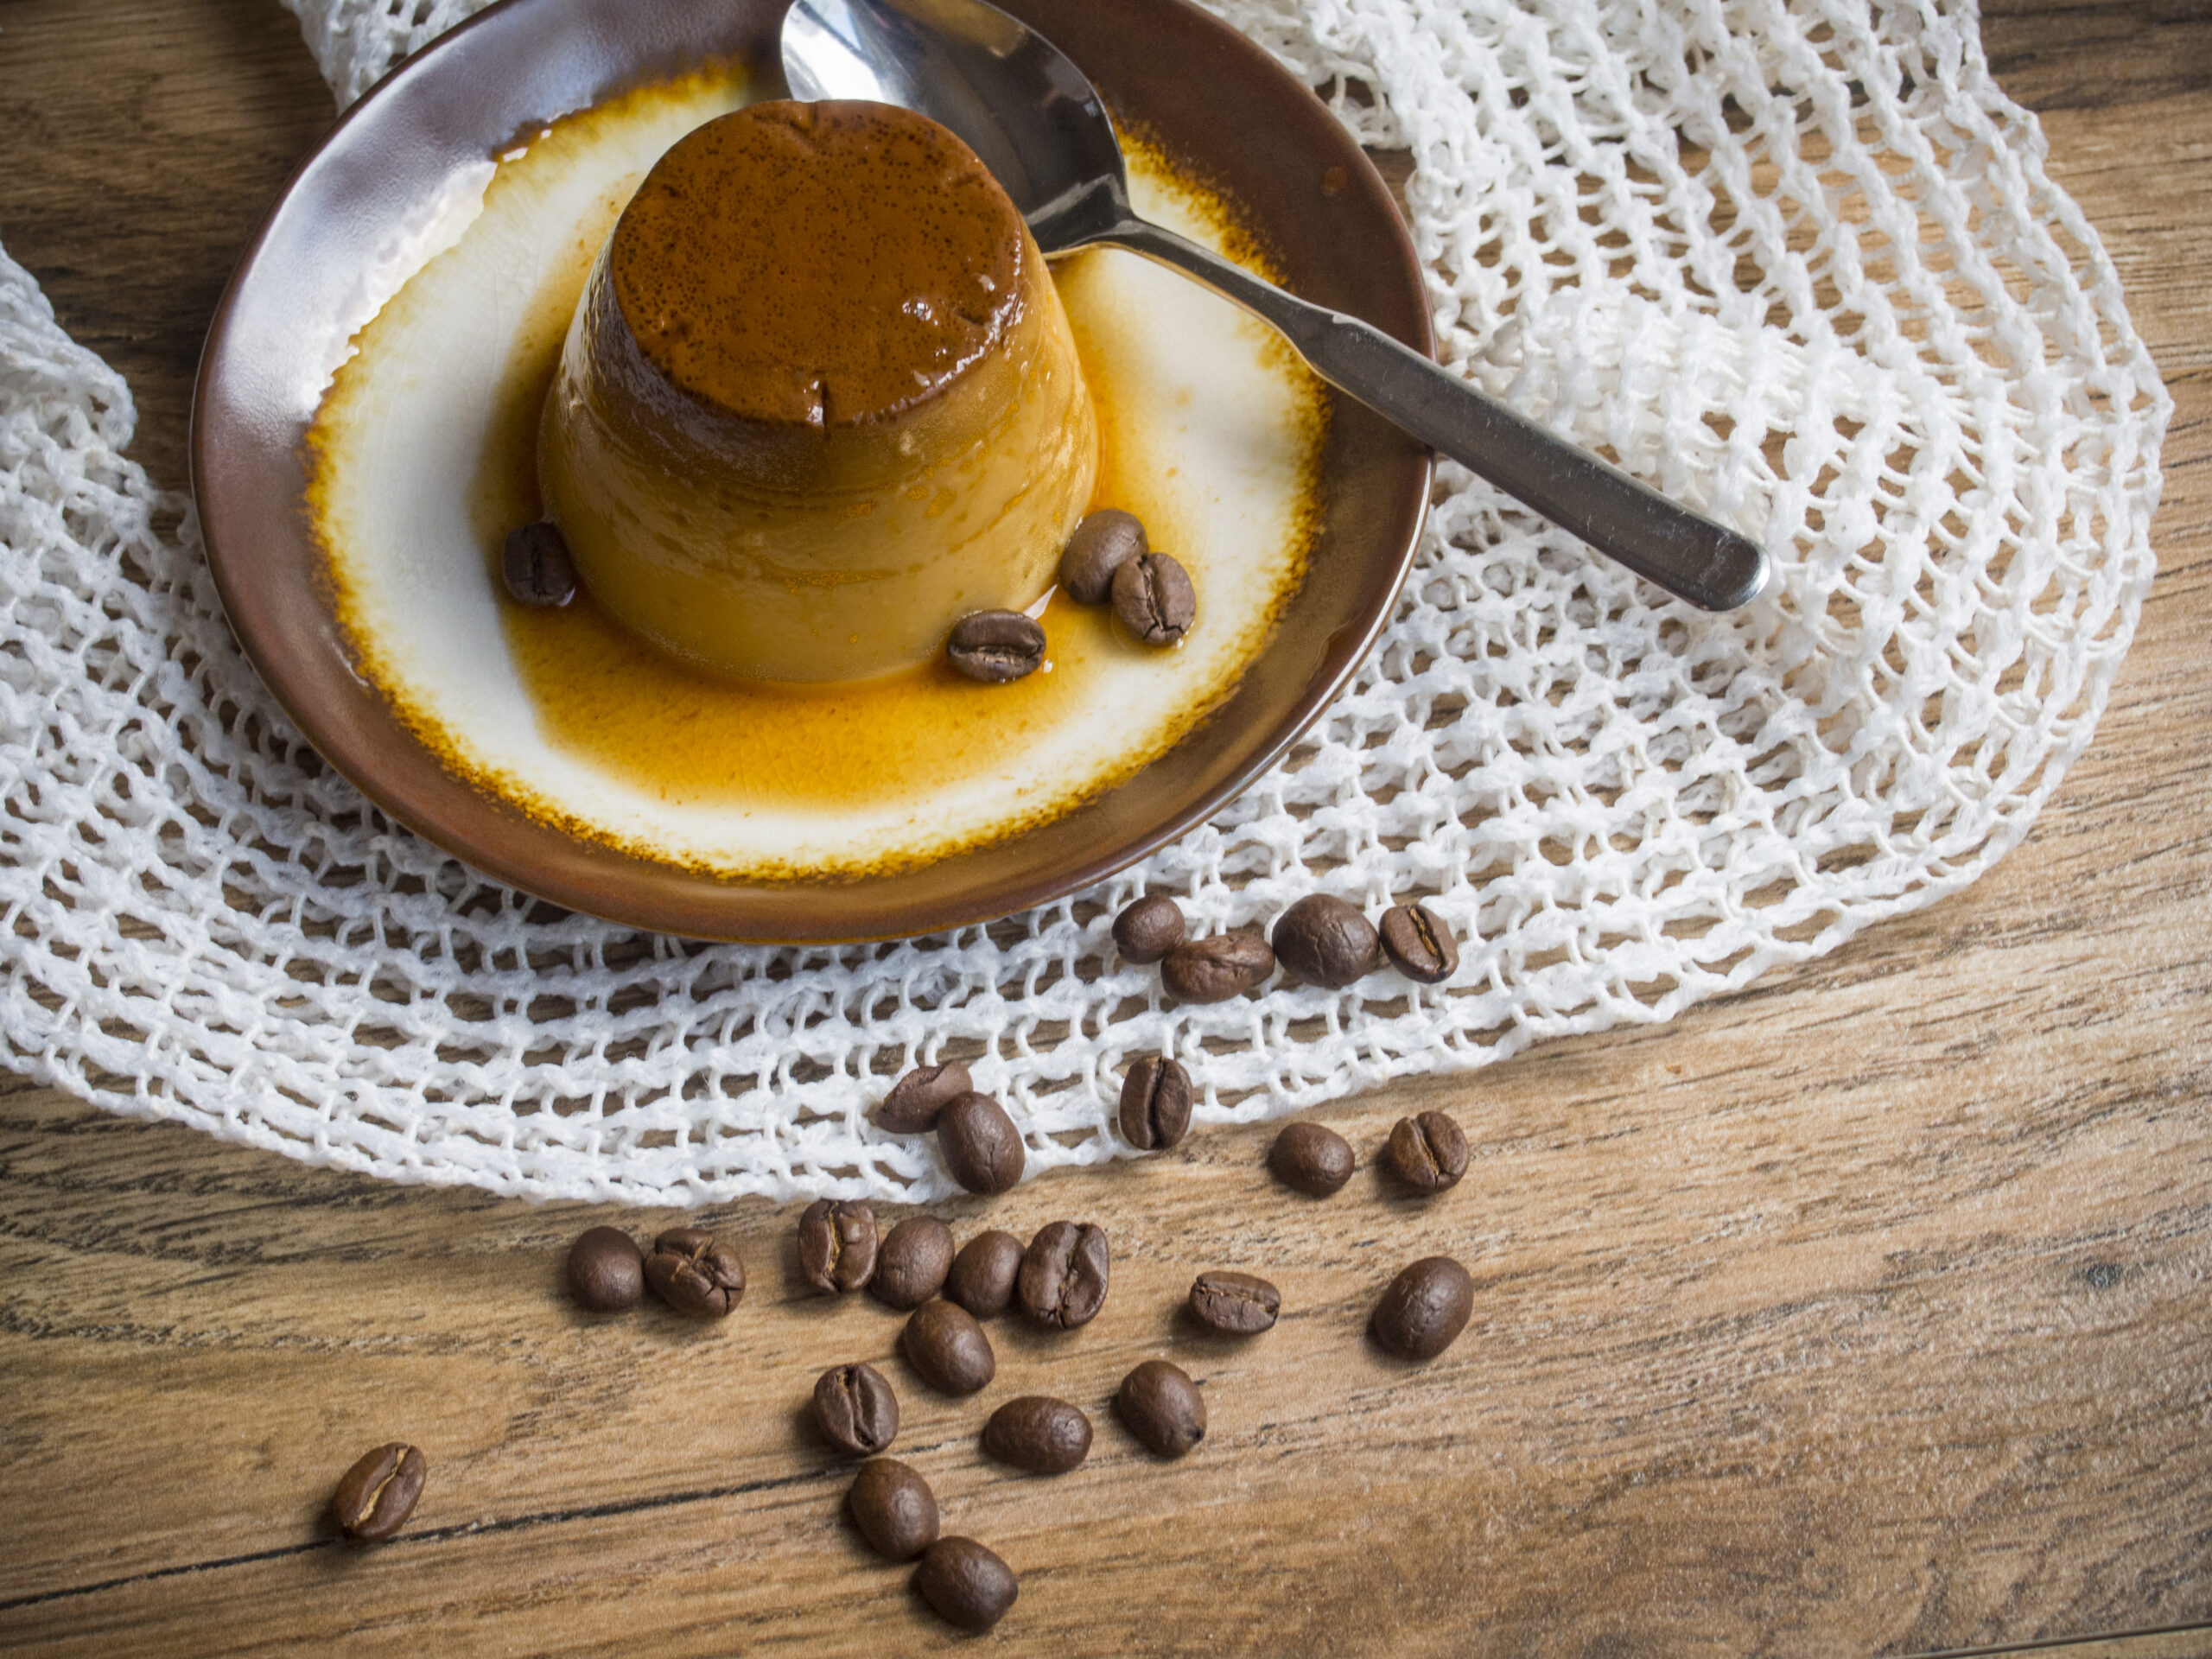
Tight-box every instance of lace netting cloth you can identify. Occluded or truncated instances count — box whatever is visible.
[0,0,2168,1202]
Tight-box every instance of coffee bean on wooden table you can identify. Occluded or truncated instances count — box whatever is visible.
[1017,1221,1110,1329]
[1111,893,1185,963]
[644,1228,747,1317]
[1380,901,1459,983]
[947,609,1046,683]
[1059,507,1147,604]
[1118,1054,1192,1150]
[872,1216,955,1309]
[501,520,576,607]
[981,1396,1092,1474]
[1116,1360,1207,1459]
[944,1230,1025,1317]
[798,1199,878,1295]
[1370,1255,1475,1360]
[565,1225,644,1313]
[1386,1109,1469,1192]
[899,1299,996,1395]
[938,1092,1026,1193]
[331,1442,427,1542]
[873,1060,972,1134]
[1188,1269,1281,1335]
[814,1362,900,1456]
[1271,893,1381,988]
[1268,1122,1354,1197]
[914,1536,1019,1631]
[847,1458,939,1561]
[1110,550,1196,645]
[1160,933,1274,1003]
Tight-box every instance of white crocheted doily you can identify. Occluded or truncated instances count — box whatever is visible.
[0,0,2167,1203]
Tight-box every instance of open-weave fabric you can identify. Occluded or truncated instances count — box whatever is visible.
[0,0,2167,1203]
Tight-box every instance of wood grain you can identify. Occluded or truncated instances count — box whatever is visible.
[1,2,2209,1655]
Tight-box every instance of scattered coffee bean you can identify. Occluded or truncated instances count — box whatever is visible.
[1370,1255,1475,1360]
[1116,1359,1207,1459]
[814,1362,900,1456]
[1379,901,1459,983]
[872,1216,956,1310]
[1386,1109,1468,1192]
[937,1092,1026,1194]
[874,1060,973,1134]
[1118,1054,1192,1151]
[1111,893,1185,963]
[944,1230,1025,1317]
[899,1298,996,1395]
[1110,550,1196,645]
[981,1395,1092,1475]
[1016,1221,1110,1330]
[565,1225,643,1313]
[847,1458,939,1561]
[797,1199,878,1295]
[1058,507,1147,604]
[1272,893,1381,988]
[914,1536,1019,1631]
[1268,1122,1355,1198]
[331,1442,427,1542]
[501,520,576,608]
[947,609,1046,683]
[644,1227,747,1317]
[1160,933,1274,1003]
[1189,1269,1281,1335]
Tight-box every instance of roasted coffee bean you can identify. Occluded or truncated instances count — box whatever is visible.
[1268,1122,1354,1198]
[501,520,576,607]
[873,1060,972,1134]
[1160,933,1274,1003]
[1118,1054,1192,1151]
[1380,901,1459,983]
[1115,1359,1206,1459]
[1059,507,1147,604]
[947,609,1046,683]
[814,1362,900,1456]
[565,1225,644,1313]
[1111,893,1185,963]
[1386,1109,1468,1192]
[944,1230,1025,1317]
[1110,550,1196,645]
[797,1199,878,1295]
[914,1536,1018,1631]
[848,1458,939,1561]
[1370,1255,1475,1360]
[1016,1221,1109,1330]
[937,1092,1026,1194]
[872,1216,956,1309]
[644,1227,747,1317]
[331,1442,427,1542]
[899,1298,996,1395]
[981,1395,1092,1474]
[1271,893,1381,988]
[1189,1269,1281,1335]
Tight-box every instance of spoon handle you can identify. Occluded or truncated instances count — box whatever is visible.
[1089,219,1770,612]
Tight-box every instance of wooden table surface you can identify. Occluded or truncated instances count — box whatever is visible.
[2,3,2207,1654]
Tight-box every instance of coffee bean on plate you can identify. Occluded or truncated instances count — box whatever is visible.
[938,1092,1026,1194]
[914,1536,1019,1631]
[1160,934,1274,1003]
[946,609,1046,683]
[1189,1269,1281,1335]
[1115,1359,1206,1459]
[874,1060,972,1134]
[566,1225,643,1313]
[501,520,576,607]
[1111,893,1185,964]
[331,1442,427,1542]
[1110,550,1196,645]
[1059,507,1147,604]
[798,1199,878,1295]
[1269,1122,1355,1198]
[814,1362,900,1456]
[848,1458,938,1562]
[899,1298,996,1395]
[1380,901,1459,983]
[1370,1255,1475,1360]
[944,1230,1025,1317]
[1017,1221,1109,1330]
[872,1216,955,1309]
[1386,1109,1468,1192]
[1118,1054,1192,1151]
[1271,894,1380,988]
[981,1396,1092,1474]
[644,1227,747,1317]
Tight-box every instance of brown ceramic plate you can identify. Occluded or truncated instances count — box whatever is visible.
[193,0,1432,943]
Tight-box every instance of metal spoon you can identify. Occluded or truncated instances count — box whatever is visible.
[781,0,1770,611]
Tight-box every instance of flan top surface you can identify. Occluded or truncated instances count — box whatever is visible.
[607,99,1028,431]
